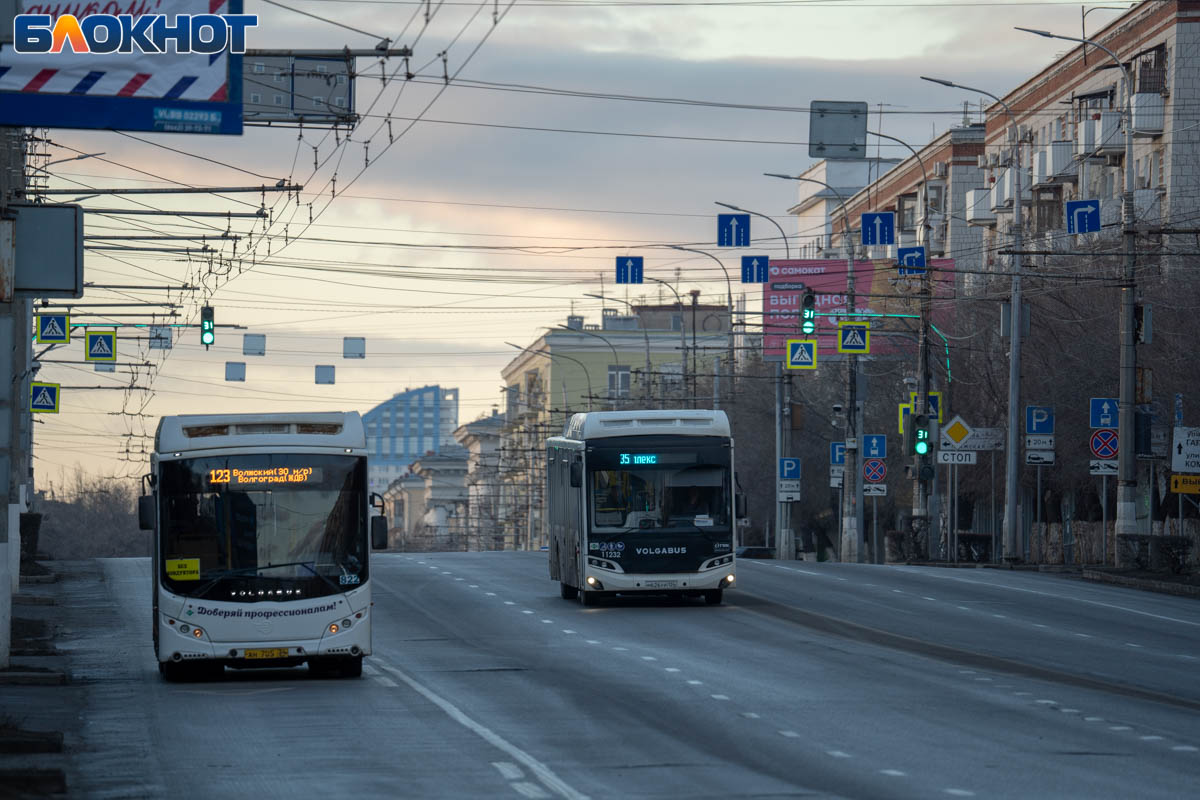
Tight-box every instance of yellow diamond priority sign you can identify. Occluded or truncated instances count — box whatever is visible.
[942,414,973,447]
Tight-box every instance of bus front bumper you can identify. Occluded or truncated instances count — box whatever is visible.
[583,568,735,593]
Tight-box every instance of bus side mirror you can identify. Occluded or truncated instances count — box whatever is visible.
[138,495,155,531]
[569,462,582,488]
[735,492,747,519]
[371,516,388,550]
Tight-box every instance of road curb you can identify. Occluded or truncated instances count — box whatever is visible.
[1082,569,1200,599]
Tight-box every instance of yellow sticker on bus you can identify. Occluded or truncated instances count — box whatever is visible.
[165,558,200,581]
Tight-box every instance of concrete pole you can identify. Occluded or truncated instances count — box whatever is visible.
[0,125,21,671]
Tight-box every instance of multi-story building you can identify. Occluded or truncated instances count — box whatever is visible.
[363,385,459,496]
[453,410,506,551]
[785,157,902,258]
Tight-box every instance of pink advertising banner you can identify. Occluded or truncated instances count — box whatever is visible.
[762,258,955,360]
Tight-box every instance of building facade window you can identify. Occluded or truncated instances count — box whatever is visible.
[608,365,631,398]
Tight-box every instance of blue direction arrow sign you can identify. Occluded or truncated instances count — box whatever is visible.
[863,434,887,459]
[717,213,750,247]
[740,255,768,283]
[897,245,926,275]
[830,442,846,465]
[35,314,70,344]
[615,256,644,284]
[1066,200,1101,234]
[1026,405,1055,434]
[1090,397,1118,428]
[837,321,870,354]
[30,381,59,413]
[785,339,817,370]
[861,212,895,246]
[779,457,801,480]
[84,330,116,362]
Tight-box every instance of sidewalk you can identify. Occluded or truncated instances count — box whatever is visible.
[1,560,82,798]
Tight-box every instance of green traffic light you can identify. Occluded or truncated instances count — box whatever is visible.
[914,440,929,455]
[801,320,815,334]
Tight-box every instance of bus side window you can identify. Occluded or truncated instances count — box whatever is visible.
[569,460,582,488]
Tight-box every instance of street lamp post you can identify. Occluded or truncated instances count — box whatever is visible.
[584,294,653,405]
[649,277,691,408]
[765,172,863,562]
[1016,25,1138,546]
[714,201,792,258]
[665,244,735,398]
[922,75,1024,562]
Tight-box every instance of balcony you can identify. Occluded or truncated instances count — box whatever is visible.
[1132,93,1164,136]
[966,188,996,225]
[1096,111,1124,155]
[1048,140,1076,182]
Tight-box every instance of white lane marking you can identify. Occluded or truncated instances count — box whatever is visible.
[1014,692,1032,697]
[957,606,970,611]
[1141,736,1165,741]
[505,601,516,606]
[665,668,681,673]
[1125,643,1143,648]
[363,664,380,676]
[494,762,523,782]
[741,712,760,719]
[562,630,576,635]
[1074,633,1092,639]
[924,597,937,602]
[1085,717,1104,722]
[944,790,975,797]
[541,619,553,624]
[513,782,552,799]
[1033,624,1049,629]
[1110,726,1132,731]
[641,656,657,661]
[378,663,591,800]
[836,578,847,582]
[778,730,800,738]
[881,770,906,777]
[1179,655,1198,661]
[826,750,851,759]
[974,678,993,682]
[794,569,821,576]
[613,647,628,652]
[455,578,465,581]
[521,610,534,615]
[1036,700,1057,705]
[469,584,479,588]
[1060,709,1080,714]
[1172,745,1198,752]
[892,589,905,594]
[373,676,398,688]
[486,592,497,597]
[586,640,600,645]
[493,762,524,780]
[958,670,976,675]
[905,571,1200,627]
[687,680,703,685]
[992,614,1007,619]
[711,694,730,701]
[442,571,453,575]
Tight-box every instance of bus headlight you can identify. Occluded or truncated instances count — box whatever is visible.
[341,618,352,629]
[586,576,597,586]
[178,625,191,635]
[725,574,736,585]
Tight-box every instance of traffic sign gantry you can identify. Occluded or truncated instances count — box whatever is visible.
[1091,429,1119,460]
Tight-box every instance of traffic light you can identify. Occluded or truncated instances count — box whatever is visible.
[911,413,931,456]
[200,305,215,348]
[801,291,816,335]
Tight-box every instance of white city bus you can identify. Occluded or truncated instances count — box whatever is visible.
[546,410,741,605]
[139,412,387,681]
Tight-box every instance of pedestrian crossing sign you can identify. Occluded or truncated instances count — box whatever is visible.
[30,382,59,413]
[837,321,870,354]
[785,339,817,370]
[35,314,70,344]
[84,330,117,362]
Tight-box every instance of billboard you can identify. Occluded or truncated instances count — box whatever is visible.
[762,258,955,360]
[0,0,248,134]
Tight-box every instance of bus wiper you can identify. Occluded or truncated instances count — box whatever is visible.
[191,560,341,599]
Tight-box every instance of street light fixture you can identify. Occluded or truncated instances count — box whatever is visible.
[664,244,735,388]
[713,201,791,259]
[921,74,1025,563]
[1014,25,1138,546]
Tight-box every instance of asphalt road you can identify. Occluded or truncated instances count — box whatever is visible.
[57,554,1200,799]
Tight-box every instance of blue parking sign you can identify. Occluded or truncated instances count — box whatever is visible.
[830,442,846,465]
[1026,405,1055,434]
[779,458,801,480]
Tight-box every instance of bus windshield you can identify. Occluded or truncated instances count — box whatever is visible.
[157,454,367,601]
[589,447,730,532]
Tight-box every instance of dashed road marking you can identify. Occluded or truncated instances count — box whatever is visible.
[665,668,680,673]
[924,597,937,602]
[944,790,975,797]
[378,662,591,800]
[1141,735,1164,741]
[778,730,800,738]
[711,694,730,701]
[586,640,600,645]
[957,606,970,611]
[958,670,976,675]
[1172,745,1198,752]
[373,675,398,688]
[613,647,628,651]
[1036,700,1058,706]
[1110,726,1132,731]
[1033,624,1049,629]
[541,619,553,624]
[974,677,993,682]
[992,614,1007,619]
[687,680,703,685]
[1074,633,1092,638]
[826,750,851,759]
[522,610,534,615]
[741,712,760,719]
[1085,717,1104,722]
[513,782,552,799]
[469,584,479,588]
[486,592,497,597]
[455,578,464,581]
[880,770,906,777]
[641,656,657,661]
[562,630,575,635]
[1125,643,1143,648]
[1014,692,1032,697]
[493,762,523,780]
[1060,709,1080,714]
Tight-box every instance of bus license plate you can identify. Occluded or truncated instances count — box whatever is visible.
[645,580,677,588]
[244,648,289,659]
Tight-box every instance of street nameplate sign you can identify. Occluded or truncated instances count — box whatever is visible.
[1090,459,1117,476]
[1026,450,1055,465]
[937,450,977,465]
[1172,426,1200,473]
[1171,474,1200,494]
[945,426,1005,451]
[863,484,887,496]
[1026,435,1055,449]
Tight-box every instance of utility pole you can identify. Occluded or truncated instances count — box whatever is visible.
[841,237,862,563]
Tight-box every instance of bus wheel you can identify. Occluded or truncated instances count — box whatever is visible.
[339,656,363,679]
[580,590,598,607]
[161,660,193,682]
[559,582,578,600]
[703,590,724,606]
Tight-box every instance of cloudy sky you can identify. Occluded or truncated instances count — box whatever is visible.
[26,0,1119,484]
